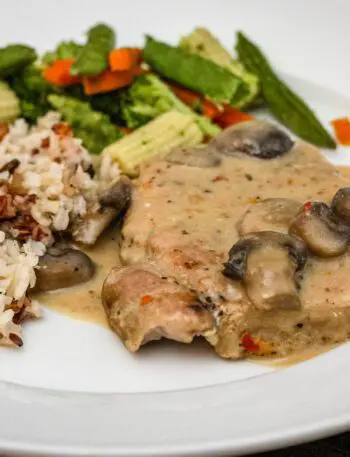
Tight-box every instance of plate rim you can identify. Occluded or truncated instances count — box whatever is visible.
[2,344,350,456]
[2,0,350,455]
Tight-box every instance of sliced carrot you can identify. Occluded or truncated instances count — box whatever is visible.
[331,117,350,146]
[130,65,147,77]
[169,83,200,106]
[214,105,253,129]
[83,69,135,95]
[168,82,220,119]
[109,47,142,72]
[43,58,80,86]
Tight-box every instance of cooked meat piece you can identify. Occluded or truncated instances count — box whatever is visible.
[237,198,301,235]
[102,263,215,351]
[120,120,350,358]
[166,146,221,168]
[33,243,95,292]
[210,120,294,159]
[224,232,307,311]
[145,231,250,358]
[290,202,350,257]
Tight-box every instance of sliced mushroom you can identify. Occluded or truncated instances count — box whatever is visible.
[331,188,350,224]
[33,244,95,292]
[210,120,294,159]
[99,175,132,210]
[166,146,221,168]
[71,206,118,246]
[223,231,307,311]
[72,177,133,246]
[290,202,349,257]
[237,198,302,236]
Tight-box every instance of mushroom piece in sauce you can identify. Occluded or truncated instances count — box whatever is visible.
[331,188,350,224]
[290,202,349,258]
[237,198,302,236]
[210,120,294,159]
[33,244,95,292]
[72,176,133,246]
[223,231,307,311]
[166,146,222,168]
[99,175,132,210]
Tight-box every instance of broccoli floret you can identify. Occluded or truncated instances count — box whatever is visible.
[120,73,220,136]
[8,64,55,123]
[48,94,123,154]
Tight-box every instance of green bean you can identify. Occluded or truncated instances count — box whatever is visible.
[143,36,242,104]
[0,45,37,78]
[70,24,116,77]
[236,32,336,149]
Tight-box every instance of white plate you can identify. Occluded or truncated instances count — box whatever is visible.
[1,0,350,455]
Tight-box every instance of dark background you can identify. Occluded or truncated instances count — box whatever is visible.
[251,432,350,456]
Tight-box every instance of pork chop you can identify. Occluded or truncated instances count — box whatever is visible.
[105,121,350,358]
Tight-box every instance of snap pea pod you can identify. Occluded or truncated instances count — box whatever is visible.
[0,44,37,78]
[236,32,336,149]
[70,24,116,76]
[143,36,242,104]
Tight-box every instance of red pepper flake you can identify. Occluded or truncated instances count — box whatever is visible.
[212,175,229,183]
[241,333,260,353]
[140,295,154,305]
[141,180,153,190]
[303,201,312,213]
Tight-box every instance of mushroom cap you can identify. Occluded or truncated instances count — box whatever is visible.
[237,198,302,236]
[223,231,307,311]
[223,231,307,280]
[210,120,294,159]
[99,175,132,211]
[166,146,222,168]
[33,244,95,292]
[331,188,350,224]
[290,202,349,258]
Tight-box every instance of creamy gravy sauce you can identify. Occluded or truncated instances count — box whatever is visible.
[34,228,121,328]
[122,145,349,263]
[252,343,338,367]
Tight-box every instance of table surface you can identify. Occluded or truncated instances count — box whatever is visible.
[251,432,350,457]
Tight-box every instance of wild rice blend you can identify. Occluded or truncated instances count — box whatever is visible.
[0,112,119,347]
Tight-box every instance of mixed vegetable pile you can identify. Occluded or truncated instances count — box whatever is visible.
[0,23,346,175]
